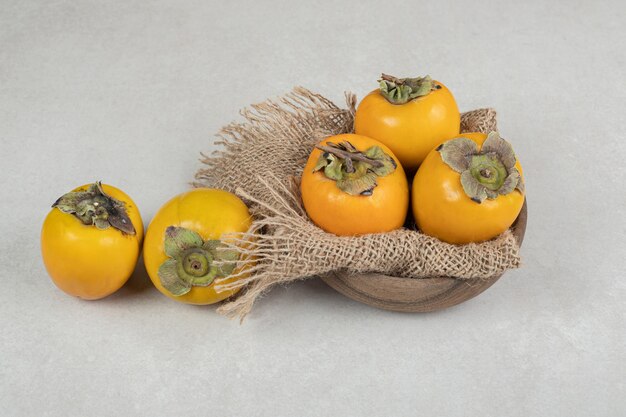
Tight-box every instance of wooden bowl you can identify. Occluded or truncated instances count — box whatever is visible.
[321,200,527,312]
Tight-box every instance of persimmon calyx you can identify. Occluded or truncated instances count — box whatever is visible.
[378,73,440,104]
[52,181,135,234]
[158,226,238,296]
[438,131,525,203]
[313,141,397,196]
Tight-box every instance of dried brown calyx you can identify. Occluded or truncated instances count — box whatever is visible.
[52,181,135,234]
[313,141,397,196]
[378,73,441,104]
[438,131,525,203]
[158,226,238,296]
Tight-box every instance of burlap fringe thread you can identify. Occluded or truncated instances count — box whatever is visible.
[194,87,520,320]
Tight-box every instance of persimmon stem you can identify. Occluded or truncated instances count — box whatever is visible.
[315,144,384,168]
[381,73,403,84]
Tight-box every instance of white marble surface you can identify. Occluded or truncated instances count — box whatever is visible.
[1,0,625,416]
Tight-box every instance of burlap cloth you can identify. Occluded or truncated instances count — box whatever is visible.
[194,87,521,319]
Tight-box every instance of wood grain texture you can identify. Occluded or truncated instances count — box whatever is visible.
[321,200,527,312]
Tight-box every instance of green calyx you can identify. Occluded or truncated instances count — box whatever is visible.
[313,141,397,196]
[378,73,440,104]
[52,181,135,234]
[438,131,525,203]
[158,226,238,296]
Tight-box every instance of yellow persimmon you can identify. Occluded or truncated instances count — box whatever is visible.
[143,188,252,305]
[41,182,143,299]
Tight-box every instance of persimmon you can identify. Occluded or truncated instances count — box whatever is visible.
[300,133,409,236]
[41,182,143,299]
[412,132,525,244]
[354,73,460,172]
[143,188,252,305]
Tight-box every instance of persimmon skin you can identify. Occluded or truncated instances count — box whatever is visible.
[412,132,524,244]
[354,82,460,173]
[41,184,143,300]
[300,133,409,236]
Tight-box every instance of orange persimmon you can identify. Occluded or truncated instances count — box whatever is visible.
[412,132,525,244]
[355,74,460,172]
[301,133,409,236]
